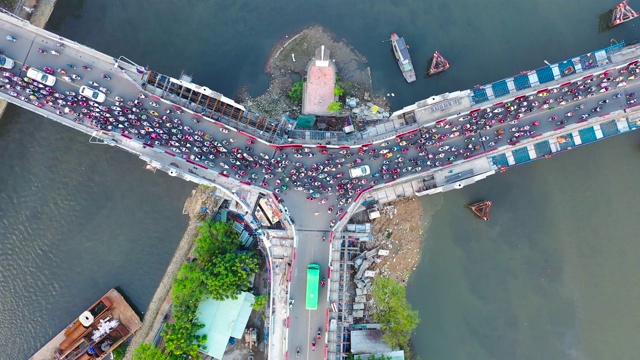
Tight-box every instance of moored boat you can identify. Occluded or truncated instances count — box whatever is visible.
[390,33,416,83]
[29,289,142,360]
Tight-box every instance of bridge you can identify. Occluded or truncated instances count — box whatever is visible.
[4,8,640,360]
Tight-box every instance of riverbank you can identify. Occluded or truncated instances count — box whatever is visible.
[123,186,221,360]
[237,25,389,119]
[370,197,427,284]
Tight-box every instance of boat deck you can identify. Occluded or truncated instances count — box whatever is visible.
[29,289,142,360]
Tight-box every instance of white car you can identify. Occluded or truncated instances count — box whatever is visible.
[26,68,56,86]
[79,86,106,103]
[349,165,371,178]
[0,55,15,69]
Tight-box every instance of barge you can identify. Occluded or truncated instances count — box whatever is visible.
[390,33,416,83]
[29,289,142,360]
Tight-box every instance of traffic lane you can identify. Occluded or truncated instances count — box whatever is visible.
[8,26,640,206]
[1,29,37,68]
[288,230,330,359]
[477,89,636,149]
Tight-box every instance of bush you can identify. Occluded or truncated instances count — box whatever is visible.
[133,344,169,360]
[288,80,304,107]
[327,101,342,113]
[111,344,126,360]
[253,294,267,311]
[334,85,344,96]
[370,277,420,350]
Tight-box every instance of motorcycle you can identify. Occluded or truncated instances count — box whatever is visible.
[50,50,60,56]
[317,329,322,341]
[6,35,16,42]
[296,348,300,358]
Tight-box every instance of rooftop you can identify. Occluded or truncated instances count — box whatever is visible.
[302,45,336,116]
[196,292,255,360]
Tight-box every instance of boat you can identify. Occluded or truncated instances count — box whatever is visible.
[610,0,639,27]
[29,289,142,360]
[390,33,416,83]
[428,51,450,75]
[468,200,492,221]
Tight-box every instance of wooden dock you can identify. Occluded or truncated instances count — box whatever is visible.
[29,289,142,360]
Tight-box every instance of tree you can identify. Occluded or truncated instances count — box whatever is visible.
[327,101,342,113]
[195,221,259,300]
[288,79,304,107]
[111,344,126,360]
[370,277,420,350]
[253,294,268,311]
[156,221,259,360]
[133,344,170,360]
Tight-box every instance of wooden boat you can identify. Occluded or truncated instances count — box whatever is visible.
[468,201,492,221]
[428,51,450,75]
[390,33,416,83]
[29,289,141,360]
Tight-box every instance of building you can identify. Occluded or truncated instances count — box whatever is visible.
[349,324,405,360]
[302,45,336,115]
[195,292,255,359]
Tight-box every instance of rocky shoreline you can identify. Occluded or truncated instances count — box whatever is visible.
[236,25,390,120]
[370,198,427,285]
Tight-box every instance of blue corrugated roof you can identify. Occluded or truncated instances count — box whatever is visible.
[472,88,489,103]
[196,292,255,359]
[491,80,510,98]
[535,66,555,84]
[513,74,531,91]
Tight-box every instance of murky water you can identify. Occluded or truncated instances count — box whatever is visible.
[1,0,639,358]
[410,132,640,359]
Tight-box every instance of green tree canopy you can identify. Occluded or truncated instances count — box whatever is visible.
[133,344,170,360]
[370,277,420,350]
[327,101,342,113]
[288,79,304,107]
[195,221,259,300]
[137,221,259,360]
[252,294,267,311]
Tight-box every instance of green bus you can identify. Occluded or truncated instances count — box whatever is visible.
[306,263,320,310]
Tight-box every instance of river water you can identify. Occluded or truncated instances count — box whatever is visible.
[1,0,639,358]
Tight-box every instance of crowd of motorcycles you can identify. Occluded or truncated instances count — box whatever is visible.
[2,49,638,224]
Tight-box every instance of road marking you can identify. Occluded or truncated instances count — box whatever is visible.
[306,311,312,358]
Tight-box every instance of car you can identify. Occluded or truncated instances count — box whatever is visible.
[0,55,15,69]
[26,68,56,86]
[79,86,106,103]
[349,165,371,178]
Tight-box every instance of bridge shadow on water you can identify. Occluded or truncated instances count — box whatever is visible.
[597,9,614,33]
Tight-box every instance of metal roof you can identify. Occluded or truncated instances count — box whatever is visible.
[196,292,255,359]
[396,37,411,61]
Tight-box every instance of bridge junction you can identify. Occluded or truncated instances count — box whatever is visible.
[3,9,640,360]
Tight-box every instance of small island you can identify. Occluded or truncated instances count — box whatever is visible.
[237,26,391,137]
